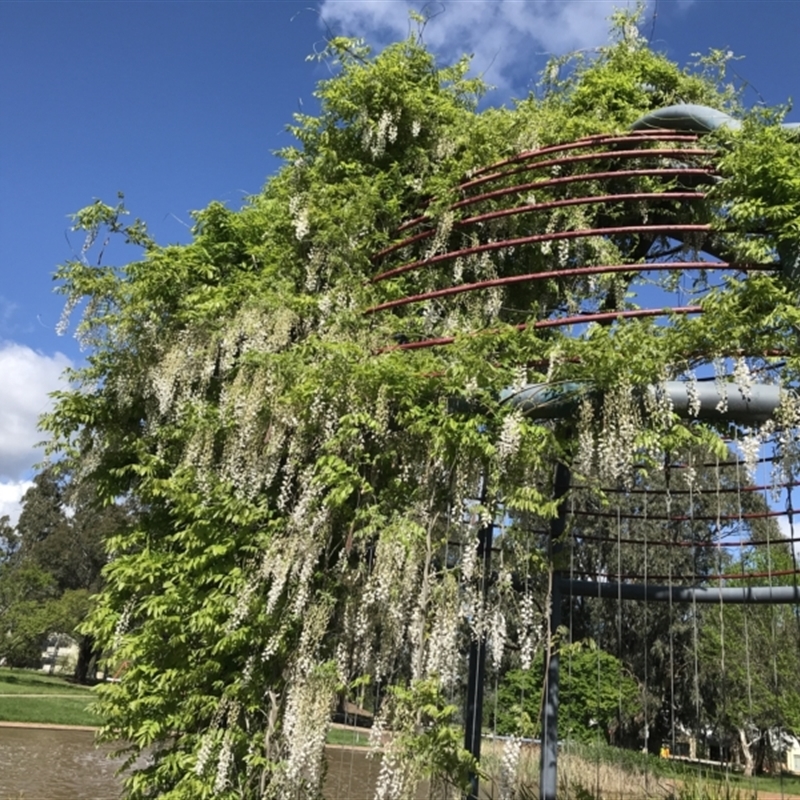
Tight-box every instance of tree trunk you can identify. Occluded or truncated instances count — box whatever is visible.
[755,731,767,775]
[74,634,97,685]
[738,727,756,777]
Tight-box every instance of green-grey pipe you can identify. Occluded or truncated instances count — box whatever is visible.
[631,103,800,136]
[500,381,782,423]
[560,579,800,604]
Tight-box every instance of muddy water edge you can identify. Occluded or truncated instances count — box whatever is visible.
[0,726,434,800]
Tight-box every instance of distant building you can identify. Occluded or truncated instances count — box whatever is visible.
[40,633,78,674]
[786,736,800,775]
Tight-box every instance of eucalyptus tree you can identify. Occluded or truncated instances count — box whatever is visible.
[41,11,800,799]
[0,470,69,668]
[0,467,130,678]
[696,524,800,775]
[563,457,792,752]
[0,515,16,564]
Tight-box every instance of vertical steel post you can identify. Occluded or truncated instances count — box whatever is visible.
[464,514,493,800]
[539,462,571,800]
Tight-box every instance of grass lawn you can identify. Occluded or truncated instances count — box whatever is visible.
[677,763,800,797]
[0,667,95,695]
[0,667,98,726]
[327,726,372,748]
[0,694,99,726]
[557,740,800,798]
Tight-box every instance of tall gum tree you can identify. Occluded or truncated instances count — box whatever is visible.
[42,11,800,799]
[0,467,133,679]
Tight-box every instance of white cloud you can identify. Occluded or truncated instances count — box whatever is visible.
[319,0,648,93]
[0,341,72,482]
[0,480,34,526]
[0,296,18,328]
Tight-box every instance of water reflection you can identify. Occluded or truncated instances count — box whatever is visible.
[0,727,123,800]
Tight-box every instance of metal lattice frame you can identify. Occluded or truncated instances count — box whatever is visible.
[367,114,800,800]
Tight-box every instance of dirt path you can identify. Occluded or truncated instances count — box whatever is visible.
[747,794,800,800]
[0,720,98,731]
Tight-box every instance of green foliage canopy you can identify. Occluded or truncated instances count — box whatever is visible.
[41,13,800,799]
[495,642,640,744]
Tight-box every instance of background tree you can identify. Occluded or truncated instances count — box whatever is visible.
[0,560,58,667]
[563,453,788,754]
[0,515,17,563]
[0,472,67,668]
[0,467,132,680]
[495,641,640,744]
[697,536,800,775]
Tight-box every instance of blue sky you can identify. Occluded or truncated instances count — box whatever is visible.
[1,0,799,522]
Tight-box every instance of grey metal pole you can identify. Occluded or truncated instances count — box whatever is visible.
[560,579,800,604]
[464,510,493,799]
[539,462,571,800]
[501,381,783,424]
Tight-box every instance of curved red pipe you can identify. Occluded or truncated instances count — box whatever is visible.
[458,147,715,194]
[600,480,800,496]
[467,131,701,179]
[365,261,743,316]
[393,133,706,234]
[378,306,702,353]
[371,223,712,284]
[376,190,705,262]
[572,532,800,549]
[391,167,716,237]
[570,508,788,523]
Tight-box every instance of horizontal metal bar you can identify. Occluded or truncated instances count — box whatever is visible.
[501,381,782,424]
[559,578,800,604]
[631,103,800,136]
[653,381,782,423]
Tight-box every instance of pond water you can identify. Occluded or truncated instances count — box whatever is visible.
[0,727,123,800]
[0,727,432,800]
